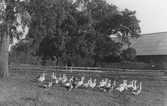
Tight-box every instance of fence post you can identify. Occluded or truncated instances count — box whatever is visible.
[116,70,120,80]
[70,66,72,71]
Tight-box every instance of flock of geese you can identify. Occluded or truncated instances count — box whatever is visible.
[35,72,142,96]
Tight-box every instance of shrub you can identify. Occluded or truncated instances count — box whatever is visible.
[121,47,136,61]
[101,61,151,70]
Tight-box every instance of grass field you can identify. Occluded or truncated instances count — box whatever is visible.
[0,71,167,106]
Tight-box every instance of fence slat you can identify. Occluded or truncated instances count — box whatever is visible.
[9,64,165,77]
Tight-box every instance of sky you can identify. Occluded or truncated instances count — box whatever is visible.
[107,0,167,34]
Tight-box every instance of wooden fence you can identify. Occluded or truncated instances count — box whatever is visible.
[8,64,167,80]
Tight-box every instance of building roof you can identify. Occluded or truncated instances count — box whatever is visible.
[113,31,167,56]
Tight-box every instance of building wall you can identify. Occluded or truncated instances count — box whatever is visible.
[135,55,167,64]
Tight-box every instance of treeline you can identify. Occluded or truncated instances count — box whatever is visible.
[9,0,141,67]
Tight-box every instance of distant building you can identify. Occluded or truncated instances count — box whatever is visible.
[113,31,167,63]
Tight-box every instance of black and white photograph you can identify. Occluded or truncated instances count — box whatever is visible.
[0,0,167,106]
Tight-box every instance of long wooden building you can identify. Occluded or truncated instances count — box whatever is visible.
[113,31,167,63]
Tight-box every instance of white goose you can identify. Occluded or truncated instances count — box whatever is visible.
[89,78,92,83]
[132,80,138,91]
[37,73,46,83]
[58,74,62,82]
[103,83,115,93]
[82,80,91,88]
[75,76,85,88]
[106,80,111,88]
[122,80,128,87]
[97,79,105,88]
[126,80,134,90]
[100,80,112,92]
[61,75,68,84]
[132,82,142,95]
[116,80,127,92]
[104,78,108,86]
[100,80,112,91]
[51,72,54,78]
[64,80,73,91]
[51,72,57,80]
[69,76,74,82]
[55,78,59,84]
[112,80,116,88]
[64,76,73,85]
[44,78,53,88]
[89,79,97,88]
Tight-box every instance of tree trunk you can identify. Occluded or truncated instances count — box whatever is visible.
[56,57,59,66]
[41,60,46,66]
[24,52,27,64]
[93,54,98,67]
[0,30,10,77]
[94,58,97,67]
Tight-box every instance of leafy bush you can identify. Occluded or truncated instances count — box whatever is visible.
[100,61,167,70]
[150,62,167,70]
[121,47,136,61]
[72,55,94,67]
[100,61,151,70]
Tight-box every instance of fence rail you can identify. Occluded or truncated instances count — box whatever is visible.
[8,64,166,76]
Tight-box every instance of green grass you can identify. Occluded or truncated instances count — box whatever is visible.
[0,72,166,106]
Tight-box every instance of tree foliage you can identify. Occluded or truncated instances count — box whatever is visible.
[121,47,137,61]
[73,0,140,66]
[23,0,141,66]
[8,0,141,67]
[9,38,40,64]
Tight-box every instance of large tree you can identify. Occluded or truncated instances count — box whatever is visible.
[23,0,141,67]
[26,0,76,65]
[76,0,141,66]
[27,0,96,66]
[0,0,30,77]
